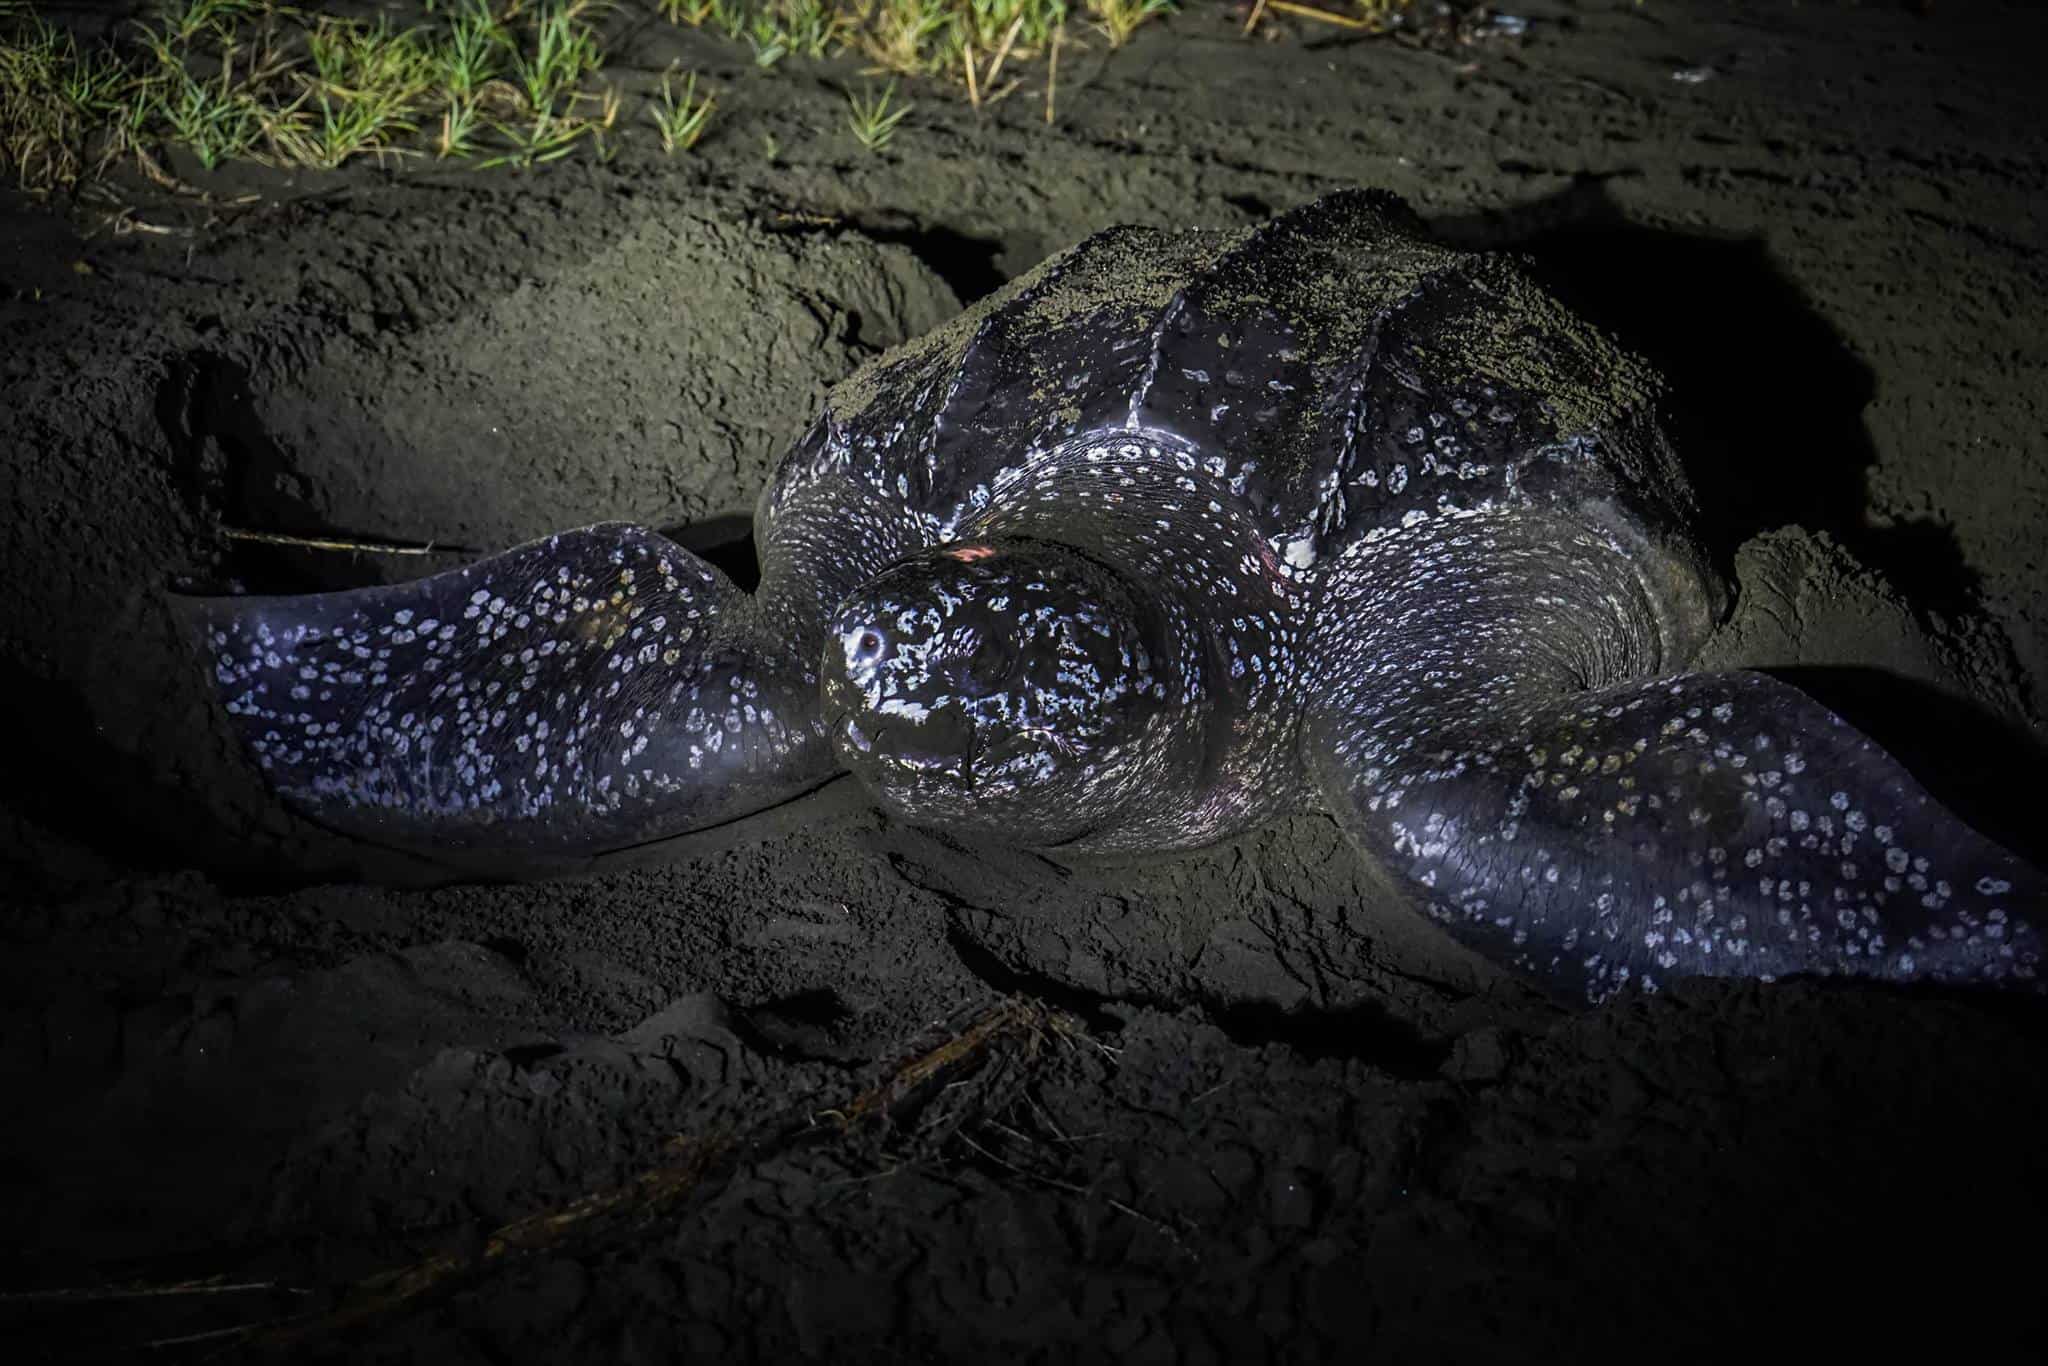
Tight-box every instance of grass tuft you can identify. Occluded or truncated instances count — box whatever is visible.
[436,92,484,158]
[143,35,267,170]
[846,77,910,152]
[648,67,716,154]
[479,101,586,168]
[0,12,137,188]
[0,0,1417,192]
[668,0,1170,82]
[277,16,437,168]
[1089,0,1172,49]
[437,0,511,100]
[511,0,602,113]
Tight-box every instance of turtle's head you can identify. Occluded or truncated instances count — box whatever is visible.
[821,540,1177,845]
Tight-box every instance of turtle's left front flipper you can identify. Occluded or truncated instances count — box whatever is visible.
[1313,671,2044,1003]
[193,523,835,857]
[1304,516,2044,1004]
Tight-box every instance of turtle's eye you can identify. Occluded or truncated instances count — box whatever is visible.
[843,625,889,672]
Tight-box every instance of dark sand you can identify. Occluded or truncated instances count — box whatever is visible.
[3,1,2045,1359]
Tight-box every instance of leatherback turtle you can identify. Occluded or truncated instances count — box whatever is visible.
[200,191,2042,1004]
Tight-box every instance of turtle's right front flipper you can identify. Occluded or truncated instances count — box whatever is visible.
[194,523,835,857]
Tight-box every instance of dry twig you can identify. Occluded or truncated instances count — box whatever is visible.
[0,1277,304,1305]
[1045,21,1063,125]
[986,13,1027,90]
[1265,1,1376,29]
[224,997,1065,1350]
[219,526,472,556]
